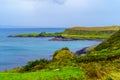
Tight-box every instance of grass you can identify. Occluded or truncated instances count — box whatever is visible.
[78,61,120,80]
[16,33,39,37]
[109,72,120,80]
[62,26,119,39]
[9,32,62,37]
[67,26,120,31]
[62,34,108,39]
[0,67,87,80]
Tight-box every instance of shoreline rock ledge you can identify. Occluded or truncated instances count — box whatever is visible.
[75,45,97,56]
[49,36,79,41]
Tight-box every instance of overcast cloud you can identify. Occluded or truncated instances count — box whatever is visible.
[0,0,120,28]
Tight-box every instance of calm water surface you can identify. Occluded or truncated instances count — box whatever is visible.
[0,28,101,71]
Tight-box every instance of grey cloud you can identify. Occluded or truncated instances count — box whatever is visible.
[25,0,67,5]
[53,0,67,5]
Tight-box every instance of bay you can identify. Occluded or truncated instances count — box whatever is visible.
[0,28,101,71]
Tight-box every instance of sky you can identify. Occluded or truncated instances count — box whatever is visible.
[0,0,120,28]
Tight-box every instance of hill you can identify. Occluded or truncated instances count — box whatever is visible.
[62,26,120,39]
[74,29,120,79]
[93,30,120,52]
[65,26,120,31]
[77,29,120,62]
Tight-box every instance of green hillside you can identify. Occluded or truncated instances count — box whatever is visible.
[75,29,120,79]
[62,26,120,39]
[65,26,120,31]
[0,67,86,80]
[94,30,120,52]
[77,29,120,62]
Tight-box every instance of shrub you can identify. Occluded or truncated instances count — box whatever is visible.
[53,48,75,61]
[52,48,76,65]
[61,47,69,50]
[22,59,49,72]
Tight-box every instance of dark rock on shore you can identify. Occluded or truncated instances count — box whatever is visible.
[75,45,97,56]
[75,47,88,56]
[49,36,79,41]
[49,36,104,41]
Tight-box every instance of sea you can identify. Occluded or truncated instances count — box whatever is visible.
[0,28,101,71]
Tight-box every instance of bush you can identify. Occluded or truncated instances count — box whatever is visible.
[53,48,75,61]
[61,47,69,50]
[52,48,76,66]
[22,59,49,72]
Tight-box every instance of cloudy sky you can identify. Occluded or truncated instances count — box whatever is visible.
[0,0,120,28]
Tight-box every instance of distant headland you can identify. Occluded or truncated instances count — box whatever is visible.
[8,26,120,41]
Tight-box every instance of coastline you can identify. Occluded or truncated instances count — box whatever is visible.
[75,45,98,56]
[8,35,104,42]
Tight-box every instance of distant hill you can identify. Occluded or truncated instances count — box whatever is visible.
[66,26,120,31]
[62,26,120,39]
[8,25,120,40]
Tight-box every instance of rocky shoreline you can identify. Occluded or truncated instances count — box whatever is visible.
[49,36,104,41]
[75,45,97,56]
[48,36,80,41]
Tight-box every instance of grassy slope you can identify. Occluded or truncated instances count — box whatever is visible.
[79,29,120,79]
[94,30,120,52]
[0,67,86,80]
[62,26,120,39]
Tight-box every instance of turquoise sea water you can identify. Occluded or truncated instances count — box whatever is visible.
[0,28,101,71]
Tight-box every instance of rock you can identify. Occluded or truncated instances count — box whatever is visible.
[75,47,88,56]
[49,36,79,41]
[75,45,97,56]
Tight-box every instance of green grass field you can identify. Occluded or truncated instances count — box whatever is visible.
[0,67,86,80]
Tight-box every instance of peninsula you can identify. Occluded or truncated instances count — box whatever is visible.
[8,26,120,40]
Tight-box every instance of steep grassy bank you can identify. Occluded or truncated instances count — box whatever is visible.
[76,28,120,79]
[93,30,120,52]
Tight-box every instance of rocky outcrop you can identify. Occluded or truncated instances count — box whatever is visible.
[75,45,97,56]
[49,36,79,41]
